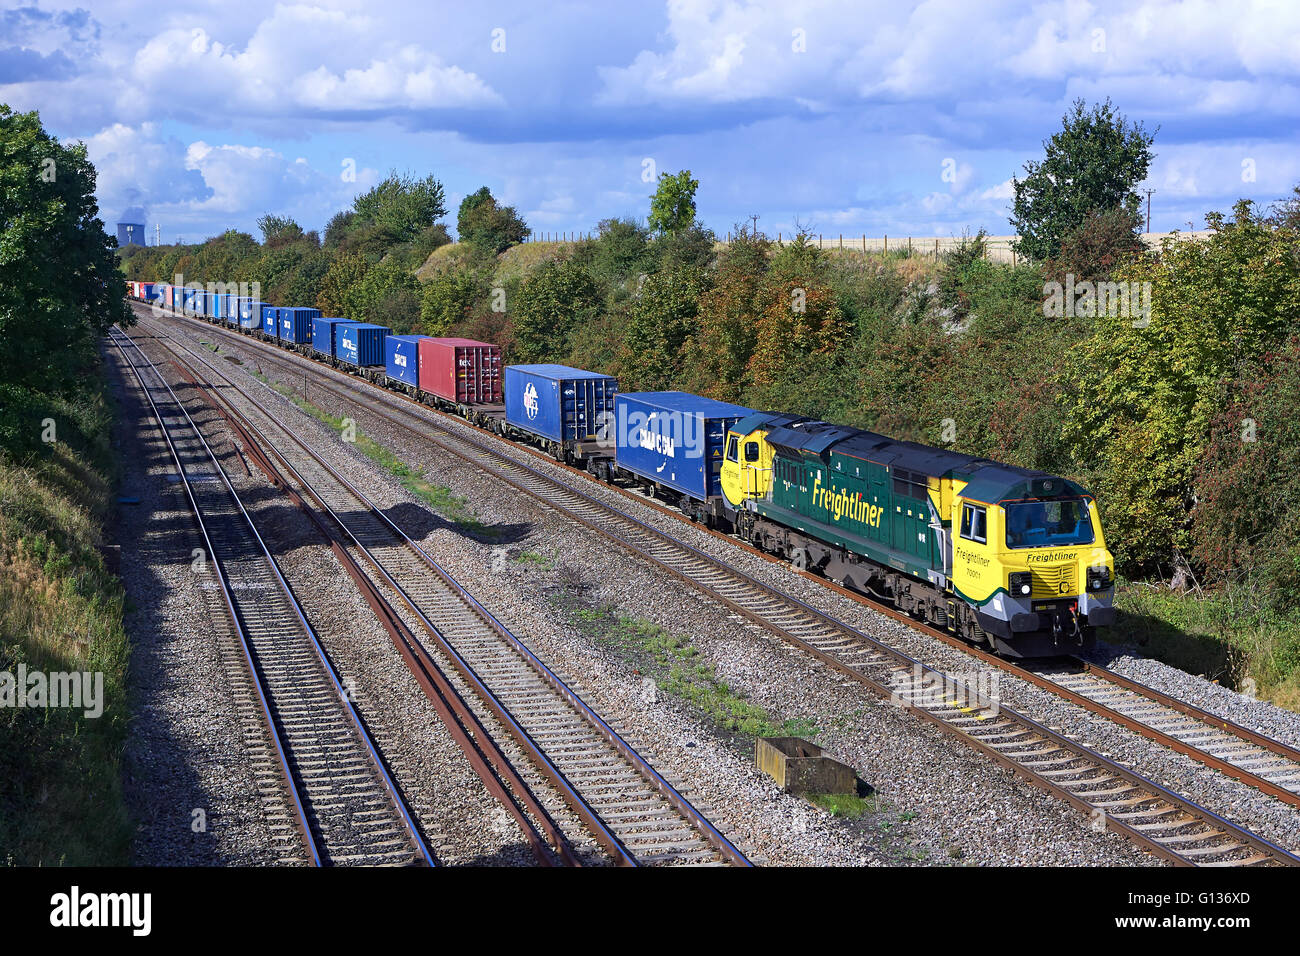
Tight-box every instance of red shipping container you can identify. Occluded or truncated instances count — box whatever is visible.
[417,337,502,404]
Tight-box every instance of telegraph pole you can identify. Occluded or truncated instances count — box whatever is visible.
[1144,188,1154,233]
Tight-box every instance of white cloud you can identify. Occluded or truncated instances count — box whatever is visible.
[79,122,374,239]
[128,7,503,120]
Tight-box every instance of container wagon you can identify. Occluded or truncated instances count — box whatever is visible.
[417,337,503,424]
[336,322,390,374]
[280,307,321,348]
[385,335,424,391]
[502,364,618,465]
[311,317,349,359]
[240,300,270,332]
[612,391,755,524]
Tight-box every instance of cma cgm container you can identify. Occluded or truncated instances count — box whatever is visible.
[280,307,320,344]
[311,316,349,357]
[504,364,618,451]
[418,337,502,405]
[614,392,754,504]
[337,322,390,368]
[385,335,424,387]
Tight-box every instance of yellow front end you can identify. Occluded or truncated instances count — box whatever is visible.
[952,494,1116,655]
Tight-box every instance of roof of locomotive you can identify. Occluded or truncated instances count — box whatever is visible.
[753,416,1090,503]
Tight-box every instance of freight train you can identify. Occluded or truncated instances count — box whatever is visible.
[127,281,1115,657]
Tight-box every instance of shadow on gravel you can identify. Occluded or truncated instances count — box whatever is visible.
[104,343,228,866]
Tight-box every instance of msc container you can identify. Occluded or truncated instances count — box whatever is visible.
[240,300,268,330]
[336,322,390,368]
[504,364,618,444]
[385,335,424,387]
[280,307,320,344]
[418,337,502,404]
[311,317,348,357]
[614,392,754,501]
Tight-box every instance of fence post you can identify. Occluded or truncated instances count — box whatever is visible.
[839,233,843,250]
[884,234,888,254]
[862,234,866,252]
[908,236,912,256]
[935,238,939,258]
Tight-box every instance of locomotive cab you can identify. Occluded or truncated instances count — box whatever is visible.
[951,472,1115,656]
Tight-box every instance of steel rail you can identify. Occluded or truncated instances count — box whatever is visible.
[145,320,749,867]
[111,325,435,866]
[147,305,1300,866]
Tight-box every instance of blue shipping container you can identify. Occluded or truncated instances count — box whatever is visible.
[337,322,390,367]
[614,392,754,500]
[208,293,223,319]
[262,305,280,338]
[280,307,320,344]
[504,364,619,445]
[311,317,349,356]
[241,300,268,330]
[385,335,423,387]
[225,295,241,324]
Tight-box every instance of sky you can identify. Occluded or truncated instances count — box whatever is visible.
[3,0,1298,245]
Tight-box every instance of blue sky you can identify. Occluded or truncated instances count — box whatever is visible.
[4,0,1298,244]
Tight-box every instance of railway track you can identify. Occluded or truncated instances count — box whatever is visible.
[135,320,750,867]
[108,326,434,867]
[146,307,1300,866]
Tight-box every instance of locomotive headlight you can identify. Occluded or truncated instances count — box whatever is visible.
[1008,571,1032,597]
[1087,567,1112,591]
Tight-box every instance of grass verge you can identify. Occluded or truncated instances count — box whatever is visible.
[0,379,132,865]
[566,602,818,738]
[1112,579,1300,712]
[253,372,496,540]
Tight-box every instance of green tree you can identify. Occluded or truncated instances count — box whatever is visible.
[1042,205,1146,285]
[1011,98,1156,262]
[511,260,600,362]
[353,171,446,245]
[316,251,370,315]
[1064,199,1300,570]
[620,266,710,390]
[457,186,528,255]
[682,226,769,400]
[648,169,699,235]
[257,213,305,247]
[420,269,486,336]
[0,105,129,457]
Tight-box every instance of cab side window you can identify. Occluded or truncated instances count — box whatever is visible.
[959,503,987,544]
[726,436,738,463]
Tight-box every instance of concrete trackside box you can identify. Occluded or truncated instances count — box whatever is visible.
[337,322,390,367]
[385,335,425,386]
[311,316,348,356]
[614,392,754,500]
[417,337,502,404]
[504,364,618,444]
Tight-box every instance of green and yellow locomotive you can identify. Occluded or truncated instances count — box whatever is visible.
[719,414,1115,657]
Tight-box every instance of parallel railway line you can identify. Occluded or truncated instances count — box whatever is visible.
[109,326,434,867]
[143,306,1300,866]
[133,319,750,867]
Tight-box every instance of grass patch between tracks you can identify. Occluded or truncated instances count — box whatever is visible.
[252,372,497,540]
[566,602,818,738]
[0,376,132,865]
